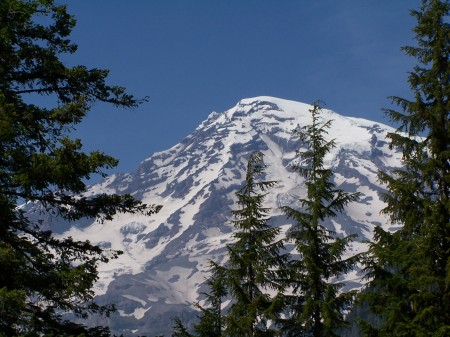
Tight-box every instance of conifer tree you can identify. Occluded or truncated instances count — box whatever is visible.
[182,261,227,337]
[172,152,284,337]
[0,0,160,335]
[280,103,361,337]
[172,257,227,337]
[172,321,195,337]
[223,151,287,337]
[361,0,450,335]
[193,262,227,337]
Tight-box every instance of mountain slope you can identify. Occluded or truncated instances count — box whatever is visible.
[39,97,402,335]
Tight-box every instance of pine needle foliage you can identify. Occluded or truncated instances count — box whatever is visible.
[190,262,227,337]
[280,102,361,337]
[172,320,195,337]
[361,1,450,335]
[0,0,160,335]
[223,151,287,337]
[172,259,227,337]
[172,153,286,337]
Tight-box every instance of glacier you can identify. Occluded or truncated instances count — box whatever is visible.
[31,96,402,335]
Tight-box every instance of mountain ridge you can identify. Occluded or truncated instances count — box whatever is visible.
[32,96,402,335]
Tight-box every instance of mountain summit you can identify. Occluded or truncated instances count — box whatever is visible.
[44,97,402,335]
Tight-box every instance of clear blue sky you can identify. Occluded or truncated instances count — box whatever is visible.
[62,1,419,176]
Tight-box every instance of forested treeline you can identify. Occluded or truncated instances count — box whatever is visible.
[173,0,450,336]
[0,0,449,336]
[172,103,362,337]
[0,0,161,335]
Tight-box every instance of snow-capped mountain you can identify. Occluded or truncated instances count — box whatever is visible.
[34,97,402,336]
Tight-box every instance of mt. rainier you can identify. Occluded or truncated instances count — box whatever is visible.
[38,97,402,335]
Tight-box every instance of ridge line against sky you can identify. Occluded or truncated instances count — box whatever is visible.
[58,1,418,176]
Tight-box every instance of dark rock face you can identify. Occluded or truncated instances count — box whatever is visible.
[43,97,401,336]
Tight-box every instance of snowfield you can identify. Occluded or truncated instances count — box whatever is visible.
[31,97,402,336]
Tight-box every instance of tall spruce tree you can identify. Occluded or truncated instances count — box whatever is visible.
[223,151,287,337]
[361,1,450,335]
[172,262,227,337]
[280,103,361,337]
[0,0,160,335]
[172,152,284,337]
[172,322,195,337]
[194,263,227,337]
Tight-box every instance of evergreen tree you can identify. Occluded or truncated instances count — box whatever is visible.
[361,0,450,335]
[172,261,227,337]
[223,151,287,337]
[280,103,361,337]
[194,262,227,337]
[172,319,195,337]
[0,0,160,335]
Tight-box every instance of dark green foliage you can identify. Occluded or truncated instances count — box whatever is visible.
[280,103,361,337]
[172,318,195,337]
[172,152,285,337]
[361,1,450,335]
[193,263,227,337]
[172,261,227,337]
[196,263,227,337]
[0,0,160,335]
[223,151,287,337]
